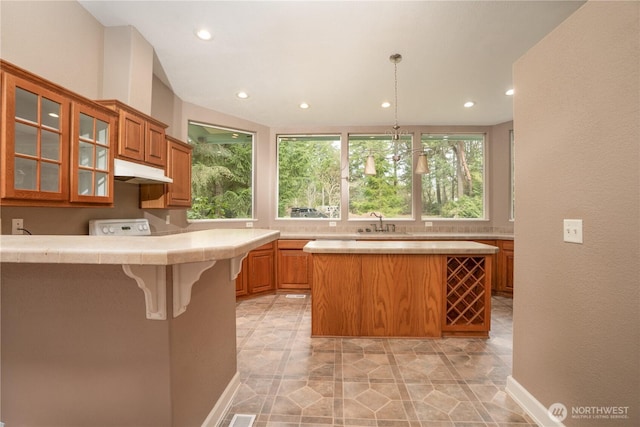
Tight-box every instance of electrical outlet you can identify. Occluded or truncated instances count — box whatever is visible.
[245,222,254,228]
[424,221,433,227]
[165,214,171,225]
[12,218,24,235]
[563,219,583,244]
[329,221,337,227]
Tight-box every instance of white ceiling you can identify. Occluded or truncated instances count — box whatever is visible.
[79,1,585,128]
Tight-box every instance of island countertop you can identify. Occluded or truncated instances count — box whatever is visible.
[0,228,280,265]
[303,239,499,254]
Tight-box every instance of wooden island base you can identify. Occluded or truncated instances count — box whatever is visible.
[304,241,498,338]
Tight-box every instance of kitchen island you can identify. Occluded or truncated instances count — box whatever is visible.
[304,240,499,338]
[0,229,279,427]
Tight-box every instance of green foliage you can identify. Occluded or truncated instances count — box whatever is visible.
[420,135,484,219]
[188,124,252,219]
[277,137,341,218]
[441,195,483,218]
[348,136,412,218]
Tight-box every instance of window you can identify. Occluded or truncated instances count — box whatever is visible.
[420,134,485,219]
[277,135,341,219]
[187,121,253,219]
[348,134,413,219]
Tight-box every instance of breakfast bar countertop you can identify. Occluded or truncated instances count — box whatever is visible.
[0,228,280,265]
[303,239,499,254]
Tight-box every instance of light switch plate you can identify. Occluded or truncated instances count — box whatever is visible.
[563,219,583,244]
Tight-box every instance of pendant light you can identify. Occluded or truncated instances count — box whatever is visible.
[364,53,430,176]
[364,154,376,175]
[415,153,429,174]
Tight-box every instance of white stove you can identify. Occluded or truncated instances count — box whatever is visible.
[89,218,151,236]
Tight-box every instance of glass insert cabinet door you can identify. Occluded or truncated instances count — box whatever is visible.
[1,74,70,201]
[70,103,115,203]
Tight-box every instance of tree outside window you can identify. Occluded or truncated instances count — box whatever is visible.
[187,121,253,219]
[420,134,485,219]
[277,135,341,219]
[348,134,413,219]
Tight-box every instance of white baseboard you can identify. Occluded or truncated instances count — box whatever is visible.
[201,371,241,427]
[506,375,565,427]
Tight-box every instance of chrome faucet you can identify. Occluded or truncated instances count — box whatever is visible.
[370,212,384,232]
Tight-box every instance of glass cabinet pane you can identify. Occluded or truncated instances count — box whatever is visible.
[41,97,61,130]
[79,113,94,139]
[15,123,37,156]
[96,119,108,145]
[15,157,37,190]
[78,170,92,195]
[40,162,60,192]
[41,130,61,160]
[96,146,108,170]
[79,142,94,167]
[95,172,108,196]
[15,88,38,123]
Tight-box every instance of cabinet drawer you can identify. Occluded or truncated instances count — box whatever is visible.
[277,239,310,250]
[254,242,274,251]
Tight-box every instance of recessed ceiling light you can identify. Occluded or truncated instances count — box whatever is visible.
[196,29,212,41]
[236,91,249,99]
[381,101,391,108]
[464,101,475,108]
[505,89,514,96]
[299,102,309,109]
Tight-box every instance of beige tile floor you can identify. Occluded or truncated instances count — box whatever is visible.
[222,294,536,427]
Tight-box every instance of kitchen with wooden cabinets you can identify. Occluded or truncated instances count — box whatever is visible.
[1,60,192,211]
[237,236,514,299]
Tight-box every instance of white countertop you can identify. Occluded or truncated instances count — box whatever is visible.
[281,231,513,241]
[0,229,280,265]
[303,239,499,254]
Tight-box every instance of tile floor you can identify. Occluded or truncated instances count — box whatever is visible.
[221,294,536,427]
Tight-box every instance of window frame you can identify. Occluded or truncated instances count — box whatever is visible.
[418,133,488,221]
[186,120,255,222]
[346,132,415,222]
[275,134,342,220]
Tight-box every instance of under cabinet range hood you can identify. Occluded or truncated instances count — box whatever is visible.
[113,158,173,184]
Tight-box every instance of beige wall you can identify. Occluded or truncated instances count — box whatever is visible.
[0,0,104,99]
[512,1,639,425]
[1,260,238,426]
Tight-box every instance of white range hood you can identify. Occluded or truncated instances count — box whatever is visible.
[113,158,173,184]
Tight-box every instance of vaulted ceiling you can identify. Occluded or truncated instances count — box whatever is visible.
[79,1,585,127]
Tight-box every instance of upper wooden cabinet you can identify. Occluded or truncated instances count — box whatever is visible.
[96,100,167,169]
[1,61,117,207]
[70,101,116,204]
[139,136,192,209]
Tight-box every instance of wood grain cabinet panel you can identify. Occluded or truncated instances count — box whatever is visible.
[496,240,514,296]
[277,240,312,290]
[140,136,192,209]
[360,254,443,337]
[236,242,275,298]
[311,254,362,336]
[97,100,167,169]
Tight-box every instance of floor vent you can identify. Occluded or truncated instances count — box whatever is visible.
[285,294,307,299]
[229,414,256,427]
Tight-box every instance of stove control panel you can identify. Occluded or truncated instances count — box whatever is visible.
[89,219,151,236]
